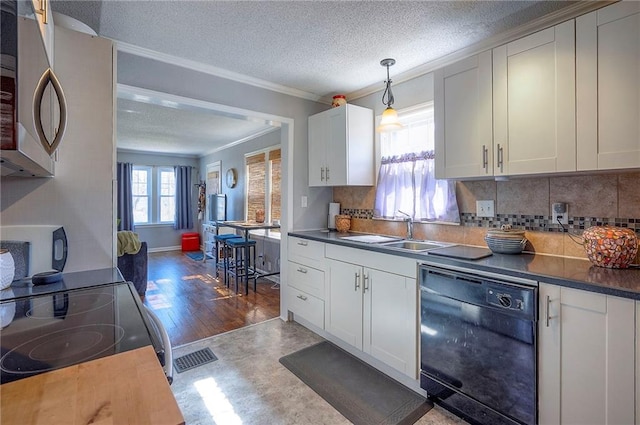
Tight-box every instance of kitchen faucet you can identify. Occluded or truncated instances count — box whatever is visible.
[397,210,413,240]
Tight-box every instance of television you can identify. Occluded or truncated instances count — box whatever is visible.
[208,194,227,222]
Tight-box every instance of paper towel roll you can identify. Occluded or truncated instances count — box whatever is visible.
[328,203,341,229]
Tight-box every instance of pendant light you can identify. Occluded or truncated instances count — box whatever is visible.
[376,58,403,133]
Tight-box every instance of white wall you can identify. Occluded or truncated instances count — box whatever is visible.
[1,27,115,273]
[116,151,200,251]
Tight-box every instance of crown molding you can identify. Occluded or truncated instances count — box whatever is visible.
[201,127,281,158]
[347,1,614,101]
[116,147,199,159]
[116,41,323,103]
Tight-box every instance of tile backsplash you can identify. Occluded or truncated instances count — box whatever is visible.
[333,172,640,260]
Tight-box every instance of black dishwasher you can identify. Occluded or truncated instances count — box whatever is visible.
[419,264,537,425]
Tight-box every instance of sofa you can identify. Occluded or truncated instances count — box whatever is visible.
[117,241,148,298]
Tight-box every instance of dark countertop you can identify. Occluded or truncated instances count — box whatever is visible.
[0,267,125,301]
[289,230,640,300]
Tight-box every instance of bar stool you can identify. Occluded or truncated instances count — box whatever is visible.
[226,237,257,295]
[214,234,239,283]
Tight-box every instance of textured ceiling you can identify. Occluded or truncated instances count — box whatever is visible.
[117,98,278,156]
[48,0,583,156]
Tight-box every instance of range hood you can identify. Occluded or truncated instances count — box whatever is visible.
[1,123,54,177]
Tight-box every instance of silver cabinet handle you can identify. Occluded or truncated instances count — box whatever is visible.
[326,167,330,181]
[296,294,308,301]
[363,273,369,292]
[297,267,308,274]
[354,271,360,291]
[545,295,551,327]
[297,240,308,246]
[321,167,325,181]
[33,68,67,156]
[497,143,504,170]
[482,145,488,170]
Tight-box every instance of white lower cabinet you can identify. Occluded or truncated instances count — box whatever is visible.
[538,283,635,425]
[287,237,326,329]
[325,250,417,378]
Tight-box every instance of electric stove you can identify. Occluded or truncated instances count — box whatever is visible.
[0,281,164,384]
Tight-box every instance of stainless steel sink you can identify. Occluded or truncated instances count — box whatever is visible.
[381,240,453,251]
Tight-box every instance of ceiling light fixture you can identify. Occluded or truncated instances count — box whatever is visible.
[376,58,403,133]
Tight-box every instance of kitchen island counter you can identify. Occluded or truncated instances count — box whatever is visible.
[0,345,184,425]
[289,230,640,300]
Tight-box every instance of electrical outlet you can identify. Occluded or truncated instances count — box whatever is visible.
[552,202,568,225]
[301,196,308,208]
[476,200,495,218]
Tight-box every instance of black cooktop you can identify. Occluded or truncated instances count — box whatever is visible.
[0,282,157,384]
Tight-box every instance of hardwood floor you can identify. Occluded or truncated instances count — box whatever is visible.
[142,250,280,347]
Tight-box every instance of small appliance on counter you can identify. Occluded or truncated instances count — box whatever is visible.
[0,225,68,285]
[328,202,340,230]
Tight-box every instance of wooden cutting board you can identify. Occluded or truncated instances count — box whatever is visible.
[0,346,184,425]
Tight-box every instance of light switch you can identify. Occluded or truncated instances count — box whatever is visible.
[476,200,495,218]
[301,196,308,208]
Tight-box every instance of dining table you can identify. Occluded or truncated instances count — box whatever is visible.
[214,220,281,292]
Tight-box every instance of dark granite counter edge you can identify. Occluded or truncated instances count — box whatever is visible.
[288,231,640,301]
[1,268,125,302]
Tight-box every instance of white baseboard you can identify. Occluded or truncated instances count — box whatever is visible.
[147,245,182,253]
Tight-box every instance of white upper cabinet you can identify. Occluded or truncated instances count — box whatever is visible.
[577,2,640,171]
[493,20,576,176]
[308,104,374,187]
[435,21,576,179]
[434,51,493,179]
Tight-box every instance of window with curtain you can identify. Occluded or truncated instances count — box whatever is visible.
[245,146,281,227]
[131,165,178,225]
[374,103,460,223]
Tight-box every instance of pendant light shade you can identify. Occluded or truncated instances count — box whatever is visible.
[376,58,403,133]
[377,107,403,133]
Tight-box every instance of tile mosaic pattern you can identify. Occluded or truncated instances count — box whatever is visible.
[459,213,640,234]
[341,208,374,219]
[341,209,640,235]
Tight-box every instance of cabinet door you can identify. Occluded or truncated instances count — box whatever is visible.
[538,283,635,425]
[493,21,575,176]
[308,112,326,186]
[577,2,640,170]
[435,51,493,179]
[363,268,417,378]
[325,107,348,186]
[538,283,561,425]
[326,259,363,349]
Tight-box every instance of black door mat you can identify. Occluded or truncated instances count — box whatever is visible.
[279,341,432,425]
[174,347,218,373]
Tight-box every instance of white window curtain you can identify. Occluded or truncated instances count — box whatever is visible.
[374,104,459,223]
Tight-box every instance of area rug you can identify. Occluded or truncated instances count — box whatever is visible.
[279,341,432,425]
[184,251,212,261]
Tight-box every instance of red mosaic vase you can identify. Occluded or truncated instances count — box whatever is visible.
[583,226,638,268]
